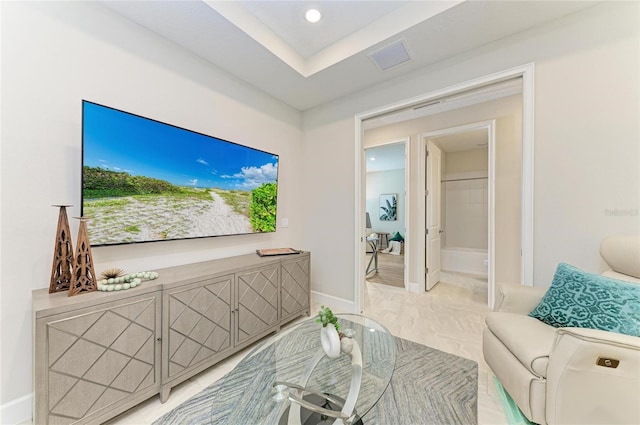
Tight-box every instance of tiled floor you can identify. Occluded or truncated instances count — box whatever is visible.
[364,271,508,425]
[102,272,508,424]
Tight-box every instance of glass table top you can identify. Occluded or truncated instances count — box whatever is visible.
[209,314,396,424]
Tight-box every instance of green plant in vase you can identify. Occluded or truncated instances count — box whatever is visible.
[316,305,342,332]
[317,305,348,358]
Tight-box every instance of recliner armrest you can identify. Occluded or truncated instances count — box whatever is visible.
[555,327,640,350]
[546,327,640,424]
[494,283,548,314]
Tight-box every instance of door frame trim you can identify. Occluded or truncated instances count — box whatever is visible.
[420,120,496,308]
[354,63,534,314]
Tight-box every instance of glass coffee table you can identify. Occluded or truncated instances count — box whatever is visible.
[208,314,396,424]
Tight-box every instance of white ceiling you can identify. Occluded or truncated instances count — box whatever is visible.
[434,129,489,153]
[366,143,406,173]
[99,1,598,111]
[233,1,411,60]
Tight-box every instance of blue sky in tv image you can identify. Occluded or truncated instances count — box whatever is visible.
[82,101,278,191]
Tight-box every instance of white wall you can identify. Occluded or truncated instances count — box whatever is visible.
[443,178,489,250]
[303,2,639,304]
[444,148,489,175]
[366,169,406,237]
[443,148,489,250]
[0,2,303,420]
[303,118,355,302]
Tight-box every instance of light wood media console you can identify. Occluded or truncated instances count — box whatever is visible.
[32,252,310,425]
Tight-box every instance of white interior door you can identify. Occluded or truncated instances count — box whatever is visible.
[425,140,442,290]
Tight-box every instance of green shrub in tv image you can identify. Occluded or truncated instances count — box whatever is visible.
[83,166,277,244]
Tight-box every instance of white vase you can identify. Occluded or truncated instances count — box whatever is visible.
[320,323,341,359]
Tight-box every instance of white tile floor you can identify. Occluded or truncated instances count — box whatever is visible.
[98,272,508,424]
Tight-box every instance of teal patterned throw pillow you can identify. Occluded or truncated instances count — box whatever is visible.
[529,263,640,337]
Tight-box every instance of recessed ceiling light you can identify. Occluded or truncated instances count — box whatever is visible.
[305,8,322,23]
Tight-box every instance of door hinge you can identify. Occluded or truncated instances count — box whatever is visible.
[425,189,429,196]
[426,267,429,274]
[426,150,430,157]
[426,229,429,235]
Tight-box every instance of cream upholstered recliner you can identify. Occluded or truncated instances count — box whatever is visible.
[483,235,640,425]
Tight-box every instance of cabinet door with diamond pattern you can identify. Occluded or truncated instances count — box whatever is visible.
[280,254,310,322]
[37,292,161,424]
[235,265,279,345]
[165,275,232,379]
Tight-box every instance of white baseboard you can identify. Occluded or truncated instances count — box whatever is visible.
[0,393,32,425]
[442,268,488,279]
[407,281,421,293]
[310,291,355,314]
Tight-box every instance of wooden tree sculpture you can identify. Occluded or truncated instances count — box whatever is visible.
[49,205,74,293]
[69,217,97,296]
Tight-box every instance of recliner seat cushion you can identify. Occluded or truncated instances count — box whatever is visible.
[485,312,557,377]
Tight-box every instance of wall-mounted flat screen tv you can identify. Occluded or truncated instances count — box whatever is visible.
[82,100,279,246]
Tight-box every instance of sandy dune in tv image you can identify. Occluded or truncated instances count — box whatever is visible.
[85,191,252,245]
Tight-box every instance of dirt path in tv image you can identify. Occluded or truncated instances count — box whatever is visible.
[85,191,252,245]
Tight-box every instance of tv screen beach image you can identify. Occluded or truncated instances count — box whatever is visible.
[82,101,278,246]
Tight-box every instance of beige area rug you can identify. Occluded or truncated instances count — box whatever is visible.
[366,252,404,287]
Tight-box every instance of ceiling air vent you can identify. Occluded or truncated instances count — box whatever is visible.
[368,39,412,71]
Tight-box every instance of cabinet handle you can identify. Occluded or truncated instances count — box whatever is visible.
[156,337,162,342]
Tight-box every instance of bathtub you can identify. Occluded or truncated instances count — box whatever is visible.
[441,247,488,277]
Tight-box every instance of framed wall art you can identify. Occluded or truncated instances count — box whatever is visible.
[379,193,397,221]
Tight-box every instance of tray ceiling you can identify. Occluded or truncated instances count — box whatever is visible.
[100,1,598,111]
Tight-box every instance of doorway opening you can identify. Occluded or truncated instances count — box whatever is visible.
[364,140,409,289]
[421,121,496,307]
[354,64,534,313]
